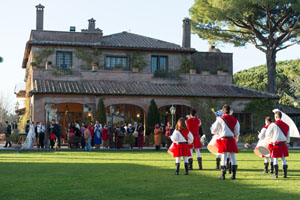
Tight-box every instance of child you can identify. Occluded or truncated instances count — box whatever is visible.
[168,118,193,175]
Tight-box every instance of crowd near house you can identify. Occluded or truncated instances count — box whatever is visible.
[13,4,279,148]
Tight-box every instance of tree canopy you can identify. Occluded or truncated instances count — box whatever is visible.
[190,0,300,93]
[233,58,300,106]
[0,56,3,63]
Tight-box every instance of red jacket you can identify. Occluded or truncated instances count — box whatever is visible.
[88,125,94,137]
[101,128,110,140]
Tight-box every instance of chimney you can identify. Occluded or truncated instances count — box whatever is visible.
[182,18,191,48]
[88,18,96,31]
[36,4,45,30]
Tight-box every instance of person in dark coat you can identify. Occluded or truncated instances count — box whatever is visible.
[4,121,12,147]
[54,121,62,148]
[25,120,30,134]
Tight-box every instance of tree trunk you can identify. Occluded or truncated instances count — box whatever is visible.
[266,49,277,94]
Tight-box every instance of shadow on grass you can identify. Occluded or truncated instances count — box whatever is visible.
[0,161,300,200]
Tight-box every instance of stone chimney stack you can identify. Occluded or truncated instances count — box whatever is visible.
[36,4,45,30]
[182,18,191,48]
[88,18,96,31]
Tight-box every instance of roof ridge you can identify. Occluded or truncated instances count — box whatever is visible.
[231,84,278,97]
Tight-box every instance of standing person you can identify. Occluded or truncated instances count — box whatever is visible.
[37,122,45,149]
[94,120,102,149]
[54,121,62,149]
[165,122,173,148]
[80,122,86,149]
[25,120,30,134]
[12,121,18,132]
[101,123,110,148]
[4,121,12,147]
[49,120,56,149]
[266,111,290,178]
[119,124,126,148]
[160,122,166,147]
[154,124,162,151]
[137,123,144,149]
[127,124,135,149]
[211,104,240,180]
[84,125,92,151]
[88,121,95,148]
[168,118,193,175]
[34,122,38,147]
[257,116,273,173]
[186,109,202,170]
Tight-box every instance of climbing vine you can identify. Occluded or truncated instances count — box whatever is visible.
[33,48,54,67]
[75,48,102,70]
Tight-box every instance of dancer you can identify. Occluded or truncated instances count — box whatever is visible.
[266,111,290,178]
[211,104,240,180]
[168,118,193,175]
[257,116,273,173]
[186,109,202,170]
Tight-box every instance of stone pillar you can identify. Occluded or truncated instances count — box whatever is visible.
[36,4,45,30]
[182,18,191,48]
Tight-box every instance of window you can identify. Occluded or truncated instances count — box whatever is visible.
[105,56,128,69]
[233,113,252,133]
[56,51,72,68]
[151,55,168,72]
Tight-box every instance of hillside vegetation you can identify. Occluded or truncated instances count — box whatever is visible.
[233,59,300,106]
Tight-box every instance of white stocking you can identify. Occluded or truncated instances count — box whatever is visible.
[221,153,227,166]
[195,148,201,158]
[230,153,237,165]
[264,157,269,163]
[189,149,193,159]
[176,157,181,164]
[273,158,278,165]
[281,157,287,165]
[183,156,188,163]
[216,153,221,159]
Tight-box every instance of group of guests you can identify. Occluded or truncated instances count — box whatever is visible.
[3,121,18,147]
[67,121,146,151]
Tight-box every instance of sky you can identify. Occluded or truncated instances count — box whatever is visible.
[1,0,300,111]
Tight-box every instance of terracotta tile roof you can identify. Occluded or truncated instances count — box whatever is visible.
[32,79,278,99]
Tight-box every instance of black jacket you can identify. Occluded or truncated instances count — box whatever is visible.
[5,125,11,137]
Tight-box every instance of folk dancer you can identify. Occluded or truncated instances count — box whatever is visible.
[266,111,290,178]
[211,104,240,179]
[257,116,273,173]
[186,109,202,170]
[168,118,193,175]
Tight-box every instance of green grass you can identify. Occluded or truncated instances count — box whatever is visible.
[0,149,299,200]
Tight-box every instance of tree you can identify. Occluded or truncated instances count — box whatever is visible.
[95,98,107,125]
[190,0,300,93]
[0,56,3,63]
[146,99,160,135]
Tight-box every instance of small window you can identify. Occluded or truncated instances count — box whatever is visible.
[105,56,128,69]
[56,51,72,68]
[151,55,168,72]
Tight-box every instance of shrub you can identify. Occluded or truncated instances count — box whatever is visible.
[95,98,107,125]
[146,99,160,135]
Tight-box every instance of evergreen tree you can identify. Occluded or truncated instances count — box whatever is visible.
[146,99,160,135]
[0,56,3,63]
[95,98,107,125]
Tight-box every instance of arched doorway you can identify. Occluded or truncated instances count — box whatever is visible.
[106,104,145,126]
[57,103,95,143]
[159,105,192,126]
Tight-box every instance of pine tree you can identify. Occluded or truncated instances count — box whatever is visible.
[146,99,160,135]
[95,98,107,125]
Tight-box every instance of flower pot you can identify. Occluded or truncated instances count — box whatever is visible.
[92,65,98,72]
[46,63,52,70]
[201,71,210,75]
[32,66,37,70]
[217,71,228,75]
[189,69,196,74]
[132,67,139,73]
[244,143,252,149]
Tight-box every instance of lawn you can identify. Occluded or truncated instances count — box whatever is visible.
[0,149,299,200]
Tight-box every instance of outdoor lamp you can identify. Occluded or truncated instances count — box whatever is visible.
[170,105,176,115]
[110,105,115,114]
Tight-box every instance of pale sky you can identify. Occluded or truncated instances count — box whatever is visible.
[1,0,300,111]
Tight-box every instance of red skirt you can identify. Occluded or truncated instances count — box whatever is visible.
[268,142,289,158]
[189,135,202,149]
[216,138,238,153]
[168,143,191,158]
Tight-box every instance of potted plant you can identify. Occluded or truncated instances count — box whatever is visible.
[10,130,22,149]
[91,61,98,72]
[201,68,210,75]
[189,65,197,74]
[216,66,229,75]
[46,61,52,70]
[31,61,37,69]
[132,62,140,73]
[114,64,123,71]
[242,134,257,149]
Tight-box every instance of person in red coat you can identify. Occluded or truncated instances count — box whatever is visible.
[266,111,290,178]
[168,118,193,175]
[186,109,202,170]
[101,124,110,148]
[211,104,240,180]
[88,121,95,148]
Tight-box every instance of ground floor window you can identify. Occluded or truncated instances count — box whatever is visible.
[233,112,252,133]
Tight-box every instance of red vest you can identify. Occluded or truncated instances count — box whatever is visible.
[264,124,270,129]
[275,120,289,137]
[221,115,238,134]
[180,129,189,140]
[186,118,200,135]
